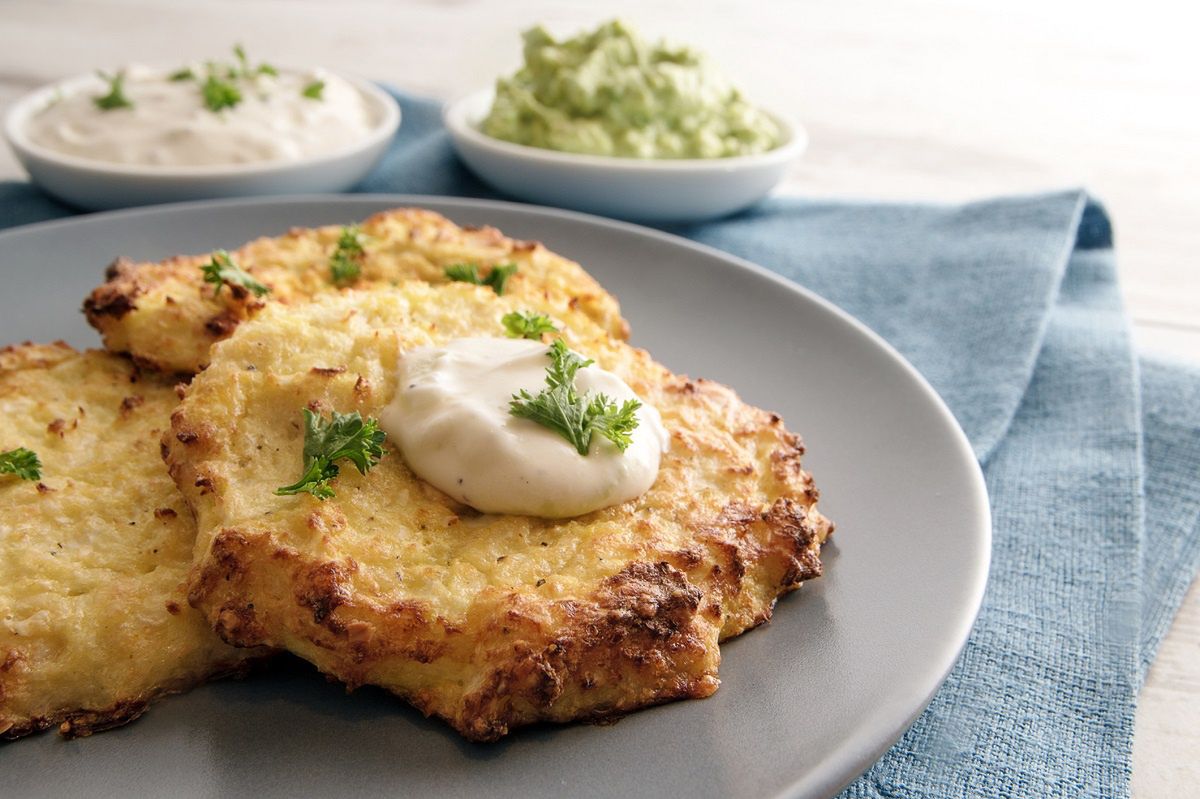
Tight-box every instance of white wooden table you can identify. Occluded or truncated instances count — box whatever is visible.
[1,1,1196,793]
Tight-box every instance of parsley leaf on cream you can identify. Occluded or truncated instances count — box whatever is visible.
[502,310,558,340]
[302,80,326,100]
[93,71,133,110]
[233,44,277,77]
[275,409,387,500]
[509,340,641,455]
[586,394,641,452]
[180,46,273,111]
[0,447,42,481]
[444,262,518,295]
[201,74,242,111]
[200,250,270,298]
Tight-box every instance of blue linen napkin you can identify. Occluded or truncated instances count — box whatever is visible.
[2,90,1198,799]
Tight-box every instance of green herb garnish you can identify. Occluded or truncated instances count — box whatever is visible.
[200,250,269,298]
[176,46,274,112]
[329,225,366,284]
[509,340,641,455]
[93,71,133,111]
[444,262,517,295]
[233,44,277,77]
[0,447,41,481]
[502,310,558,340]
[301,80,325,100]
[201,74,242,111]
[275,409,387,500]
[444,263,479,284]
[233,44,250,73]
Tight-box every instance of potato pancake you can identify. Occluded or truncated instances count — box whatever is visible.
[166,284,833,741]
[0,343,267,740]
[84,208,628,375]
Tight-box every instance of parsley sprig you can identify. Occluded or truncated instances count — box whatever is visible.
[233,44,277,78]
[275,409,387,500]
[502,310,558,340]
[444,262,517,295]
[0,447,41,481]
[509,340,641,456]
[200,251,270,298]
[329,225,367,285]
[201,74,242,111]
[93,71,133,111]
[171,46,276,111]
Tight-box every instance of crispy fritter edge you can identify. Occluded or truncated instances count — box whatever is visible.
[0,342,275,742]
[81,207,630,374]
[1,658,265,741]
[169,372,833,742]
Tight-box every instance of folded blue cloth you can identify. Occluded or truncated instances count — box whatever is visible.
[2,90,1197,798]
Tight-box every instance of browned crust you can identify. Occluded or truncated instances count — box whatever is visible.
[0,339,76,372]
[81,208,630,374]
[187,530,727,742]
[181,477,830,743]
[204,309,246,338]
[81,258,140,321]
[118,394,144,416]
[0,651,271,742]
[162,288,831,742]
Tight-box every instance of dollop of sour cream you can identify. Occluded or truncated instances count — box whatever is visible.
[26,64,377,167]
[380,337,669,518]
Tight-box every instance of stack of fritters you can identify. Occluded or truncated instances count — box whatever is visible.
[1,208,832,742]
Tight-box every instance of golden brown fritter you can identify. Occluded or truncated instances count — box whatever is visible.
[0,343,268,740]
[166,285,833,742]
[83,207,628,375]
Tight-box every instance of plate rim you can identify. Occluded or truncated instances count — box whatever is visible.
[0,193,992,799]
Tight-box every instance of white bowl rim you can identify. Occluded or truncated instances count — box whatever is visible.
[443,87,806,173]
[3,67,401,180]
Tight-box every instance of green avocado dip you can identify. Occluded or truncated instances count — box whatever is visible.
[481,20,783,159]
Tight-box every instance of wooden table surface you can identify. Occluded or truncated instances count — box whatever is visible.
[1,1,1196,793]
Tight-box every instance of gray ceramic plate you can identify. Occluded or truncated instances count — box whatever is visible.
[0,196,990,799]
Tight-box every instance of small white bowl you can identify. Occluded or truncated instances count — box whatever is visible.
[444,88,806,223]
[4,70,400,211]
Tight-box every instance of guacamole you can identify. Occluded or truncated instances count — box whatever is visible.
[481,20,783,159]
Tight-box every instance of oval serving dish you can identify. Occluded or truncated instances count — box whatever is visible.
[444,88,806,223]
[3,71,400,211]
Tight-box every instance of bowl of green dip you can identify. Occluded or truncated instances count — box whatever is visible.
[445,21,806,222]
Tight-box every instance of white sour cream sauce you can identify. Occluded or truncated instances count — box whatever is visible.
[26,65,377,167]
[381,337,669,518]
